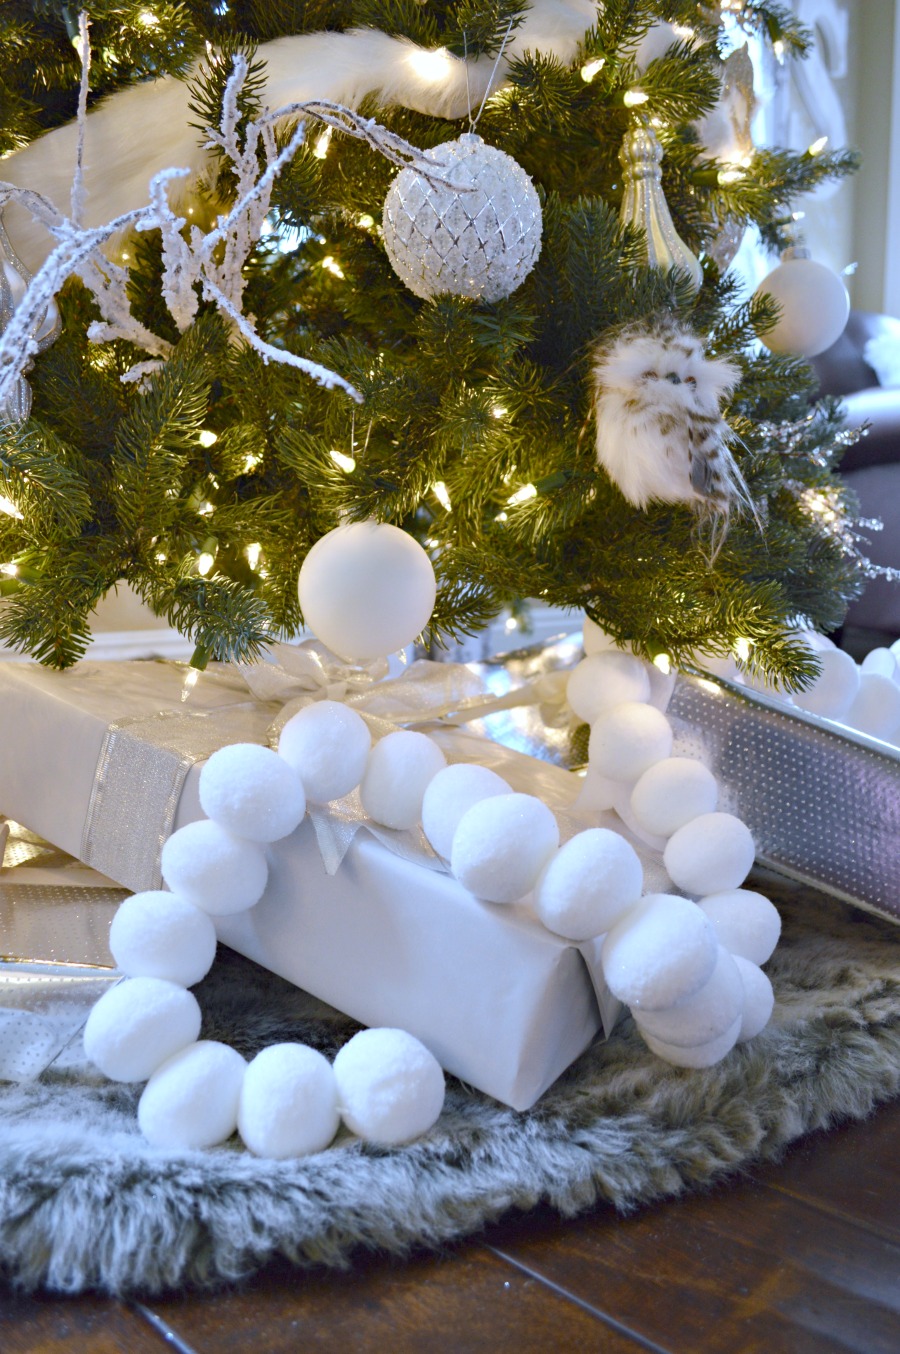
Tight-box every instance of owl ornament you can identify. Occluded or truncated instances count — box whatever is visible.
[591,318,750,532]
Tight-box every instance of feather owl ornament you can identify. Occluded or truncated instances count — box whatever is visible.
[591,317,750,528]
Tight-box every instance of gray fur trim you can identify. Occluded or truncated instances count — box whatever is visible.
[1,876,898,1296]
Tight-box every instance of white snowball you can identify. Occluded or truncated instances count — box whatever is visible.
[238,1043,339,1159]
[451,792,560,903]
[359,730,447,830]
[588,702,673,782]
[698,889,781,965]
[611,787,668,853]
[630,758,719,838]
[298,521,436,662]
[109,890,217,988]
[792,647,859,719]
[798,628,836,653]
[278,700,371,803]
[601,894,718,1011]
[582,618,620,655]
[83,977,201,1082]
[639,1014,742,1068]
[566,652,651,724]
[160,819,268,916]
[632,946,743,1048]
[138,1040,247,1150]
[534,828,643,940]
[198,743,306,842]
[421,763,511,859]
[844,672,900,740]
[333,1028,445,1145]
[732,955,775,1042]
[861,647,898,681]
[573,766,619,812]
[663,812,755,896]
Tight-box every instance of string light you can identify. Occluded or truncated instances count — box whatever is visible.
[773,39,785,63]
[653,653,672,675]
[432,481,452,511]
[313,127,333,160]
[321,255,345,279]
[137,9,159,26]
[580,58,606,82]
[357,214,375,230]
[242,452,262,473]
[506,483,537,506]
[807,136,828,156]
[330,449,356,473]
[717,166,745,186]
[0,562,18,577]
[197,500,214,516]
[0,496,23,520]
[623,90,649,108]
[196,551,215,576]
[491,405,508,419]
[245,542,262,570]
[198,429,218,448]
[504,616,519,633]
[734,637,752,662]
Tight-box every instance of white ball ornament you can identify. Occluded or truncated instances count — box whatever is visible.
[601,894,718,1011]
[298,522,436,663]
[533,828,643,941]
[450,792,560,904]
[278,700,371,803]
[359,730,447,830]
[699,889,781,965]
[663,812,755,896]
[198,743,306,842]
[631,946,743,1049]
[333,1028,445,1146]
[109,890,218,988]
[630,757,719,839]
[754,250,849,358]
[160,819,268,916]
[137,1041,247,1150]
[792,647,859,719]
[733,955,775,1042]
[238,1043,340,1159]
[582,618,620,655]
[421,762,511,860]
[382,133,542,303]
[83,977,201,1083]
[588,701,674,782]
[844,672,900,740]
[566,652,651,724]
[639,1014,742,1068]
[860,647,898,681]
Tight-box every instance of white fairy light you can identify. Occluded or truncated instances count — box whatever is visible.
[330,449,356,472]
[0,562,18,576]
[196,551,216,576]
[623,90,649,108]
[504,616,519,632]
[807,136,828,156]
[734,637,752,662]
[198,429,218,448]
[432,481,452,511]
[653,653,672,675]
[717,166,745,185]
[321,255,345,279]
[0,495,23,519]
[506,483,537,506]
[313,127,333,159]
[198,500,214,516]
[580,58,606,82]
[491,405,508,419]
[138,10,160,26]
[245,542,262,570]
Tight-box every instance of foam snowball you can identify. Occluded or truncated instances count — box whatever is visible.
[451,792,560,903]
[333,1028,445,1145]
[699,889,781,965]
[792,647,859,719]
[588,702,673,783]
[639,1014,742,1068]
[278,700,371,803]
[733,955,775,1041]
[421,763,511,859]
[601,894,718,1011]
[861,647,898,681]
[83,977,201,1082]
[582,618,620,655]
[663,812,755,896]
[238,1043,339,1159]
[138,1040,246,1149]
[632,946,743,1048]
[161,819,268,916]
[630,758,718,839]
[534,828,643,940]
[359,730,447,830]
[844,672,900,740]
[199,743,306,842]
[695,650,740,682]
[109,890,217,988]
[566,652,651,724]
[574,766,619,812]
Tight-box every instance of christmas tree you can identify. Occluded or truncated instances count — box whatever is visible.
[0,1,866,682]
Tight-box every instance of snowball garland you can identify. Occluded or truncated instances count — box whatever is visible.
[421,762,511,860]
[451,792,560,903]
[109,890,218,988]
[792,647,859,718]
[630,758,719,839]
[534,829,643,941]
[333,1028,445,1146]
[601,894,718,1011]
[278,700,371,803]
[566,652,651,724]
[732,955,775,1042]
[588,702,674,782]
[631,946,743,1048]
[699,889,781,965]
[663,812,756,896]
[198,742,306,842]
[83,977,201,1082]
[238,1044,340,1159]
[138,1041,247,1150]
[161,819,268,916]
[639,1015,742,1068]
[360,729,447,830]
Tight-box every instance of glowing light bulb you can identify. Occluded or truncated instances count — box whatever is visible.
[313,127,333,159]
[506,483,537,506]
[245,542,262,570]
[0,562,18,577]
[494,511,508,522]
[321,255,345,279]
[504,616,519,633]
[198,429,218,448]
[491,405,508,419]
[197,552,215,576]
[717,166,745,185]
[734,637,752,662]
[357,214,375,230]
[653,653,672,675]
[432,481,452,511]
[406,47,455,83]
[623,89,649,108]
[242,452,262,473]
[0,496,23,520]
[581,58,606,82]
[808,136,828,156]
[330,449,356,473]
[773,39,785,63]
[138,10,160,27]
[198,500,214,517]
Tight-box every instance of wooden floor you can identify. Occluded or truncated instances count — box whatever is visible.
[4,1096,899,1354]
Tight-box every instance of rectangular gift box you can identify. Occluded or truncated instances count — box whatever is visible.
[0,657,636,1110]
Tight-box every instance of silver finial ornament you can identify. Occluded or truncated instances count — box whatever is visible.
[0,210,61,426]
[618,122,703,291]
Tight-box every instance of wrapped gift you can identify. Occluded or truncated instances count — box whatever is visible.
[0,654,668,1109]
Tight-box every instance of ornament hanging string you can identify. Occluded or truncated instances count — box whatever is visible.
[464,19,517,133]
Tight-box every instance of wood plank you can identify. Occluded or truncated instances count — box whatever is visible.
[139,1244,650,1354]
[2,1293,168,1354]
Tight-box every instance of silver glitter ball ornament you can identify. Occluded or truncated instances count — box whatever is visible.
[382,133,542,303]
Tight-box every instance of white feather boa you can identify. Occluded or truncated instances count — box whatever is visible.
[1,0,599,273]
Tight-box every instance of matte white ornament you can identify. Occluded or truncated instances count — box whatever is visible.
[83,977,201,1082]
[663,812,755,896]
[860,647,898,682]
[632,946,743,1049]
[199,742,306,842]
[792,647,859,719]
[630,757,719,839]
[639,1013,742,1068]
[588,701,674,782]
[359,729,447,830]
[754,249,849,358]
[109,890,218,988]
[450,792,560,904]
[533,828,643,941]
[333,1027,445,1146]
[421,762,511,860]
[138,1040,247,1150]
[566,652,651,724]
[278,700,371,803]
[698,889,781,966]
[382,133,542,303]
[298,521,436,663]
[161,819,268,916]
[844,673,900,740]
[238,1043,340,1159]
[601,894,718,1011]
[733,955,775,1042]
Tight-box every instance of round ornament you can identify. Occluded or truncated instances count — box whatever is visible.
[382,133,542,303]
[754,248,849,358]
[137,1040,247,1151]
[298,522,436,663]
[238,1043,340,1159]
[332,1028,445,1147]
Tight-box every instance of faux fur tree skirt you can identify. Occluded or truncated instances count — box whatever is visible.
[1,872,898,1297]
